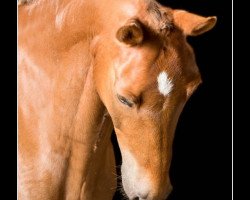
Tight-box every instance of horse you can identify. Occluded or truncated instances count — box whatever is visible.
[18,0,217,199]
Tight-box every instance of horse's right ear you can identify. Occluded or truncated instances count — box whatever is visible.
[173,10,217,36]
[116,19,144,46]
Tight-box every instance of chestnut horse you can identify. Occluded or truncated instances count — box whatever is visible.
[18,0,216,199]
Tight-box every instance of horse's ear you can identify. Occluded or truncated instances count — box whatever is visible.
[173,10,217,36]
[116,19,144,46]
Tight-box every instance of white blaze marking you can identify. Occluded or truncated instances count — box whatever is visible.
[157,71,173,96]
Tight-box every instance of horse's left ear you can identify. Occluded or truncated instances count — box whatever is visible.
[116,19,144,46]
[173,10,217,36]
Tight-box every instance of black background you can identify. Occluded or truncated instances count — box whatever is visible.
[113,0,232,199]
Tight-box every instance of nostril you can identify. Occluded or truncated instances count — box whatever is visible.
[132,197,139,200]
[137,192,149,199]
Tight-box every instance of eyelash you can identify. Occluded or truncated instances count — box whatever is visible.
[117,94,133,107]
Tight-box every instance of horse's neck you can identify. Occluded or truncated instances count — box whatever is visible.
[19,0,103,131]
[19,0,114,196]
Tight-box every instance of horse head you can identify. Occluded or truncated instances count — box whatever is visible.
[92,2,216,199]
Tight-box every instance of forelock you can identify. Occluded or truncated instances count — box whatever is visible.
[145,0,174,35]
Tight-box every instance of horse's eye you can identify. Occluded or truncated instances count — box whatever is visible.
[117,94,133,107]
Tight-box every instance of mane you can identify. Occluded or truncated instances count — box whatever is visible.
[18,0,174,37]
[18,0,34,5]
